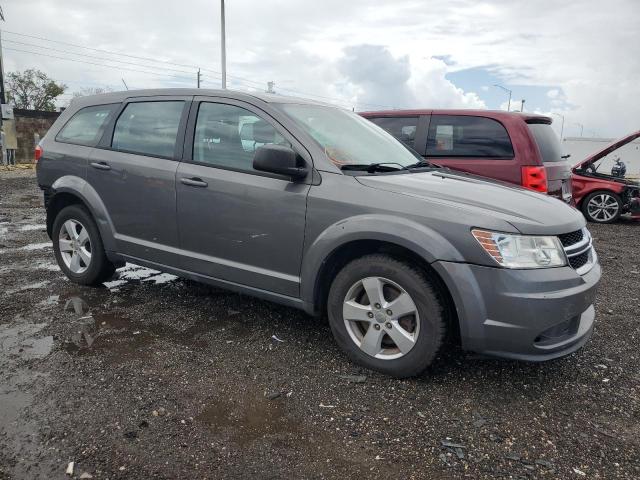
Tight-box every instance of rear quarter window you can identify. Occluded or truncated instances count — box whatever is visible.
[426,115,514,158]
[527,123,564,163]
[56,104,117,146]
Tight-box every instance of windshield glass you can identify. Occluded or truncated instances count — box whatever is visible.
[277,104,420,169]
[527,123,565,163]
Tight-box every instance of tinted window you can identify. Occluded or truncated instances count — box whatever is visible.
[193,102,289,171]
[369,117,418,149]
[426,115,514,158]
[56,104,115,146]
[527,123,564,163]
[112,101,184,157]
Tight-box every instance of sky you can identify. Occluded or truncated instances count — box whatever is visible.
[2,0,639,138]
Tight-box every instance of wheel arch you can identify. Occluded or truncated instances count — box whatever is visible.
[301,216,462,342]
[47,175,117,254]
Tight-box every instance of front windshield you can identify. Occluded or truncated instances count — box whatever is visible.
[277,103,421,169]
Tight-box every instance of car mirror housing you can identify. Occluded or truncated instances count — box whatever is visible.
[253,144,308,179]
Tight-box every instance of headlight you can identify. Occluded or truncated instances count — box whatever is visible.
[472,229,567,269]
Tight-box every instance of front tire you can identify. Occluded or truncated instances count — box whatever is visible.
[52,205,115,286]
[582,190,622,223]
[327,254,446,378]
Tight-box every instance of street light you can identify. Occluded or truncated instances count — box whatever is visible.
[552,113,565,141]
[493,84,512,112]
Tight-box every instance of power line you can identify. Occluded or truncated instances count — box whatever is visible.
[3,47,196,82]
[2,30,204,71]
[3,39,201,76]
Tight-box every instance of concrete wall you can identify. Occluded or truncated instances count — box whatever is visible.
[12,109,61,163]
[562,136,640,179]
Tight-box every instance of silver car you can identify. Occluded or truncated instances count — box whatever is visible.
[36,89,600,377]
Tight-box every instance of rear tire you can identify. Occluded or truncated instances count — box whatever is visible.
[327,254,446,378]
[582,190,622,224]
[52,205,115,286]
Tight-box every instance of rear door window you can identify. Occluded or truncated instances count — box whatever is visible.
[112,101,185,158]
[527,123,564,163]
[369,117,418,149]
[426,115,514,158]
[56,104,116,146]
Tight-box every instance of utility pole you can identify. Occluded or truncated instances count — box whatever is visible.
[266,81,275,94]
[197,68,202,88]
[493,84,512,112]
[0,6,6,166]
[520,99,525,112]
[220,0,226,89]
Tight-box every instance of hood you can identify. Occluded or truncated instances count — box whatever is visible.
[356,170,585,235]
[574,130,640,169]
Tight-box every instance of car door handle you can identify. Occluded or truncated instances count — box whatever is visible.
[180,177,208,188]
[90,161,111,171]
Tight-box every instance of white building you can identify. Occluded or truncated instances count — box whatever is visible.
[562,136,640,179]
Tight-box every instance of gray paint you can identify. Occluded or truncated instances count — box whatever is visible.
[36,88,600,360]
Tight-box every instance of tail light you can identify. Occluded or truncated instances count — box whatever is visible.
[34,145,43,163]
[521,166,548,193]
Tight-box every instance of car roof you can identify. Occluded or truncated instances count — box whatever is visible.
[68,88,328,108]
[359,108,551,123]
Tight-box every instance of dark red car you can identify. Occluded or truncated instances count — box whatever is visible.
[361,109,572,202]
[572,131,640,223]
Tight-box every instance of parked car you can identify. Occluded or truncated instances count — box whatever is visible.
[360,109,572,202]
[36,89,600,378]
[572,130,640,223]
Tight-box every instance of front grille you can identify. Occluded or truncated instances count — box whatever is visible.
[558,230,583,247]
[560,227,594,274]
[568,250,590,270]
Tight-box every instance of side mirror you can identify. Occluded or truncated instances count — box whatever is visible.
[253,144,308,179]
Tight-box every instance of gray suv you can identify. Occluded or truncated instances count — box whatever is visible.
[36,89,600,378]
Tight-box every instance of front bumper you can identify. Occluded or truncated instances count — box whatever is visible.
[433,260,601,361]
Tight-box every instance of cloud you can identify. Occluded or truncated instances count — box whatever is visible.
[338,45,485,110]
[1,0,638,136]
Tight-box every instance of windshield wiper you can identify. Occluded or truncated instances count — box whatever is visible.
[404,160,436,170]
[340,162,407,173]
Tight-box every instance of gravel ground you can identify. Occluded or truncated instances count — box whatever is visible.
[1,170,639,479]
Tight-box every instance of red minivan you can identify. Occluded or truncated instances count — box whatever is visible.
[361,110,572,202]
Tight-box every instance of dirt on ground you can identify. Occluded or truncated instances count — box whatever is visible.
[1,170,639,479]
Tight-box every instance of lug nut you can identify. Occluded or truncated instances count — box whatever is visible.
[385,322,392,329]
[367,312,374,318]
[374,303,381,309]
[386,309,392,316]
[374,324,381,330]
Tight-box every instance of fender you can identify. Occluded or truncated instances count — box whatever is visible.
[50,175,118,254]
[300,214,465,306]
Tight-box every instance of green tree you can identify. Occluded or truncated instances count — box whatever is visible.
[6,69,67,111]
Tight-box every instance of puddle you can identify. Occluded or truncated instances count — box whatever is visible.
[197,392,300,446]
[0,323,54,360]
[5,280,50,295]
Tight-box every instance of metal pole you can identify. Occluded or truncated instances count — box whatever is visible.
[221,0,226,89]
[197,68,201,88]
[121,78,129,90]
[520,99,525,112]
[507,90,511,112]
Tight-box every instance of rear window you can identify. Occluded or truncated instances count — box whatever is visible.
[368,116,418,149]
[527,123,564,163]
[426,115,514,158]
[112,101,185,158]
[56,104,116,146]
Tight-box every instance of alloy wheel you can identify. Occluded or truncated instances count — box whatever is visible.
[587,193,619,222]
[342,276,420,360]
[58,219,92,274]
